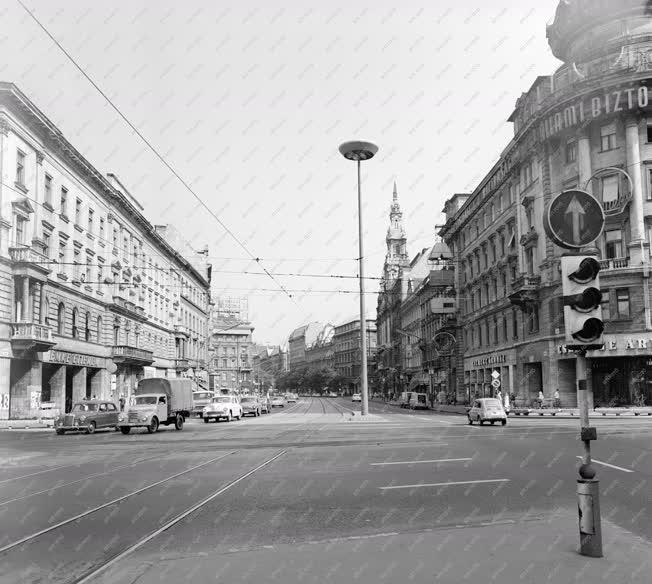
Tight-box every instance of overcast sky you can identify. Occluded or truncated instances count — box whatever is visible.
[1,0,560,345]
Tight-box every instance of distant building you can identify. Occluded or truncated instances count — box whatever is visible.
[333,317,377,394]
[305,323,335,371]
[252,344,287,390]
[287,322,323,371]
[208,312,254,393]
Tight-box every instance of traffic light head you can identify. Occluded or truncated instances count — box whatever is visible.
[561,255,604,348]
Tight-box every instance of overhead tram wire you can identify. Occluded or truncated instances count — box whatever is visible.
[16,0,296,304]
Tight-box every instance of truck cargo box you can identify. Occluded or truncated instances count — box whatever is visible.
[135,378,193,414]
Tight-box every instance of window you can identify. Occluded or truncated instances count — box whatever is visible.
[616,289,630,318]
[73,247,81,280]
[99,217,105,238]
[501,271,507,296]
[75,198,82,224]
[60,187,68,215]
[43,231,51,258]
[58,239,66,265]
[499,233,505,256]
[88,209,94,233]
[57,303,65,335]
[72,308,79,339]
[512,311,518,339]
[525,247,534,274]
[565,140,577,164]
[85,255,92,284]
[527,305,539,333]
[600,290,610,321]
[16,150,25,185]
[503,314,508,341]
[112,224,119,249]
[525,206,533,229]
[604,229,623,259]
[601,175,619,203]
[97,317,102,343]
[113,323,120,345]
[222,359,227,368]
[44,174,53,206]
[85,312,91,341]
[647,118,652,143]
[15,217,26,245]
[600,123,617,151]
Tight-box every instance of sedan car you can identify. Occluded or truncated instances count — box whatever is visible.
[203,396,243,422]
[240,396,261,417]
[286,393,298,403]
[270,396,285,408]
[55,401,119,434]
[467,398,507,426]
[351,393,362,402]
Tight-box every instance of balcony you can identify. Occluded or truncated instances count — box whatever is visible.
[10,322,56,354]
[508,274,541,309]
[602,195,631,216]
[9,246,51,281]
[110,296,147,322]
[111,345,154,366]
[174,358,189,371]
[174,324,190,338]
[598,258,629,271]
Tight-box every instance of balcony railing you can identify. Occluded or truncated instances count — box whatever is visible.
[111,296,146,320]
[11,322,53,341]
[511,274,541,289]
[9,246,50,264]
[111,345,154,364]
[174,358,189,370]
[598,258,629,270]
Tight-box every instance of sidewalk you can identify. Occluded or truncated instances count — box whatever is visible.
[96,509,652,584]
[0,419,54,430]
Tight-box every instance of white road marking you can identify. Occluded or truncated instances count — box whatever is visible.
[575,456,634,473]
[380,479,509,490]
[371,458,471,466]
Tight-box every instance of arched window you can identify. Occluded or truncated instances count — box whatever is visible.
[57,303,65,335]
[72,308,79,339]
[43,297,50,326]
[97,316,102,344]
[85,312,91,341]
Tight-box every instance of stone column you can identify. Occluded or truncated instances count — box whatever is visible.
[72,367,87,402]
[50,365,66,413]
[625,116,649,264]
[39,282,46,325]
[92,369,109,401]
[27,361,42,418]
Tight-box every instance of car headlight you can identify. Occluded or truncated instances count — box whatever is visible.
[140,416,148,422]
[203,406,210,412]
[118,415,125,422]
[78,416,86,422]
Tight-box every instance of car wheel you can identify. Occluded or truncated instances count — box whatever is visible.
[203,417,209,423]
[491,420,496,425]
[479,418,484,425]
[56,429,65,435]
[174,415,184,431]
[85,421,96,435]
[120,426,131,435]
[256,409,260,416]
[147,417,159,434]
[236,411,242,420]
[501,419,507,426]
[467,416,473,425]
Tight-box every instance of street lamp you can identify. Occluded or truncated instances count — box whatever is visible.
[339,140,378,416]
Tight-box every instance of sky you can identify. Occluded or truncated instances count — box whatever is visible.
[1,0,561,345]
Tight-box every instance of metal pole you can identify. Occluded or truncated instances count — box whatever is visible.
[357,159,369,416]
[576,350,602,557]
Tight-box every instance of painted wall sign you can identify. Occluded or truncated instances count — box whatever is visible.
[538,85,649,141]
[559,336,652,355]
[471,354,507,367]
[47,350,101,368]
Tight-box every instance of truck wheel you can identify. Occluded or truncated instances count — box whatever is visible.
[203,417,209,423]
[501,419,507,426]
[175,415,184,430]
[120,427,131,435]
[85,421,96,435]
[147,417,159,434]
[467,417,473,425]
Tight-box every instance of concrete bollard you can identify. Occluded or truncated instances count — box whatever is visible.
[577,479,603,557]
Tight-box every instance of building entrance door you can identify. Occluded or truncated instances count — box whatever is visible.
[65,368,73,412]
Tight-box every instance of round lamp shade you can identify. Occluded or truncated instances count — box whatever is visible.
[339,141,378,161]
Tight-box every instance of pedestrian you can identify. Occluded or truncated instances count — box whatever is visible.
[538,390,545,409]
[496,389,503,404]
[119,396,125,412]
[553,389,561,409]
[503,392,510,414]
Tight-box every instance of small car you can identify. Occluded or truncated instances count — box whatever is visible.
[409,393,429,410]
[286,393,298,403]
[467,398,507,426]
[55,401,119,434]
[260,396,271,414]
[203,395,242,422]
[240,396,261,417]
[270,396,285,408]
[351,393,362,402]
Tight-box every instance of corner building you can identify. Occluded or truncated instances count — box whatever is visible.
[440,0,652,407]
[0,83,211,420]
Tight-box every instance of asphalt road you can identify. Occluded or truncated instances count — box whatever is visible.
[0,397,650,584]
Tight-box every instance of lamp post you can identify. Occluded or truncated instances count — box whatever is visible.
[339,140,378,416]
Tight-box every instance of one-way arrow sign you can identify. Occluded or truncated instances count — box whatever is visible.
[545,190,604,250]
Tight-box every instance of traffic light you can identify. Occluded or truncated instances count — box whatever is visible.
[561,255,604,349]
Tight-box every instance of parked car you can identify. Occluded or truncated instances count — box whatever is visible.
[55,401,119,435]
[468,398,507,426]
[270,396,285,408]
[203,395,243,422]
[260,396,271,414]
[240,396,261,417]
[351,393,362,402]
[409,393,429,410]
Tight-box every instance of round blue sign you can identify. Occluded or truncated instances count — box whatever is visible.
[544,190,605,250]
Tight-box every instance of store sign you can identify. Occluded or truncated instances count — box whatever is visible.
[471,354,507,367]
[559,335,652,355]
[539,85,649,141]
[47,350,100,368]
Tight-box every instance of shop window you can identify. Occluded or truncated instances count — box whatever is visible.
[565,140,577,164]
[57,303,65,335]
[600,290,611,321]
[616,289,630,319]
[600,123,617,151]
[604,229,623,259]
[600,175,619,203]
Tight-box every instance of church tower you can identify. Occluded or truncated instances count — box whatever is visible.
[382,182,409,284]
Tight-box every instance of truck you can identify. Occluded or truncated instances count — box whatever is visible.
[118,378,192,434]
[408,392,429,410]
[399,391,414,408]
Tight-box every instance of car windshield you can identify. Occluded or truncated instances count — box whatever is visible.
[194,392,212,399]
[134,396,158,405]
[417,395,426,403]
[241,398,254,403]
[72,403,98,412]
[213,397,231,403]
[484,399,502,407]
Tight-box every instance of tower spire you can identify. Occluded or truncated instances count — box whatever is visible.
[393,180,398,202]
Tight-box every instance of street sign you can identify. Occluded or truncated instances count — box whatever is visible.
[544,190,604,250]
[491,370,500,379]
[491,379,501,388]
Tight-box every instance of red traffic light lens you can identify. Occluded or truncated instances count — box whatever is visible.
[569,258,601,284]
[572,318,604,342]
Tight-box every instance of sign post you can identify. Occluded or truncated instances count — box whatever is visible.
[546,189,605,558]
